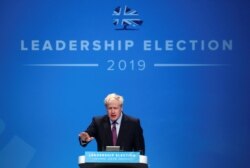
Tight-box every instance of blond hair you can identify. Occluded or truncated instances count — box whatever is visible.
[104,93,124,107]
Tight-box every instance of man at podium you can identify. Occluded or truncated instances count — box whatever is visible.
[79,93,145,155]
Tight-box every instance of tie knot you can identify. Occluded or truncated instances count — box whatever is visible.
[112,121,117,125]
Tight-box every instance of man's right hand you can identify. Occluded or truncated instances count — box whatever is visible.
[79,132,94,142]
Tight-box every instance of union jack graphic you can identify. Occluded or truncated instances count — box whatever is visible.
[113,6,143,30]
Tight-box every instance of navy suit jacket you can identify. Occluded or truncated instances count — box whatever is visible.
[79,113,145,155]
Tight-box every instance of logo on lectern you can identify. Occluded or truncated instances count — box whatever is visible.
[112,6,143,30]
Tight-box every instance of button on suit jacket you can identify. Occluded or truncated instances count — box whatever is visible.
[79,113,145,155]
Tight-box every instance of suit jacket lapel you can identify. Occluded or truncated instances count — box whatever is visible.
[116,114,127,146]
[103,116,113,145]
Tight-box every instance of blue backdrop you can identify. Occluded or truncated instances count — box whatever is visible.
[0,0,250,168]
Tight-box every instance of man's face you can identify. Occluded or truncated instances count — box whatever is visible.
[106,100,122,121]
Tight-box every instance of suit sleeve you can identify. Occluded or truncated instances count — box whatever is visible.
[134,119,145,155]
[79,117,97,147]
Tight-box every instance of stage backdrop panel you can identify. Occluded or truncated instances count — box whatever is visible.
[0,0,249,168]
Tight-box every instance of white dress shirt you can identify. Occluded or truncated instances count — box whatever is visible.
[110,112,123,136]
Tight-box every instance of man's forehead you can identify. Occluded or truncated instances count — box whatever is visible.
[107,104,120,107]
[107,102,122,107]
